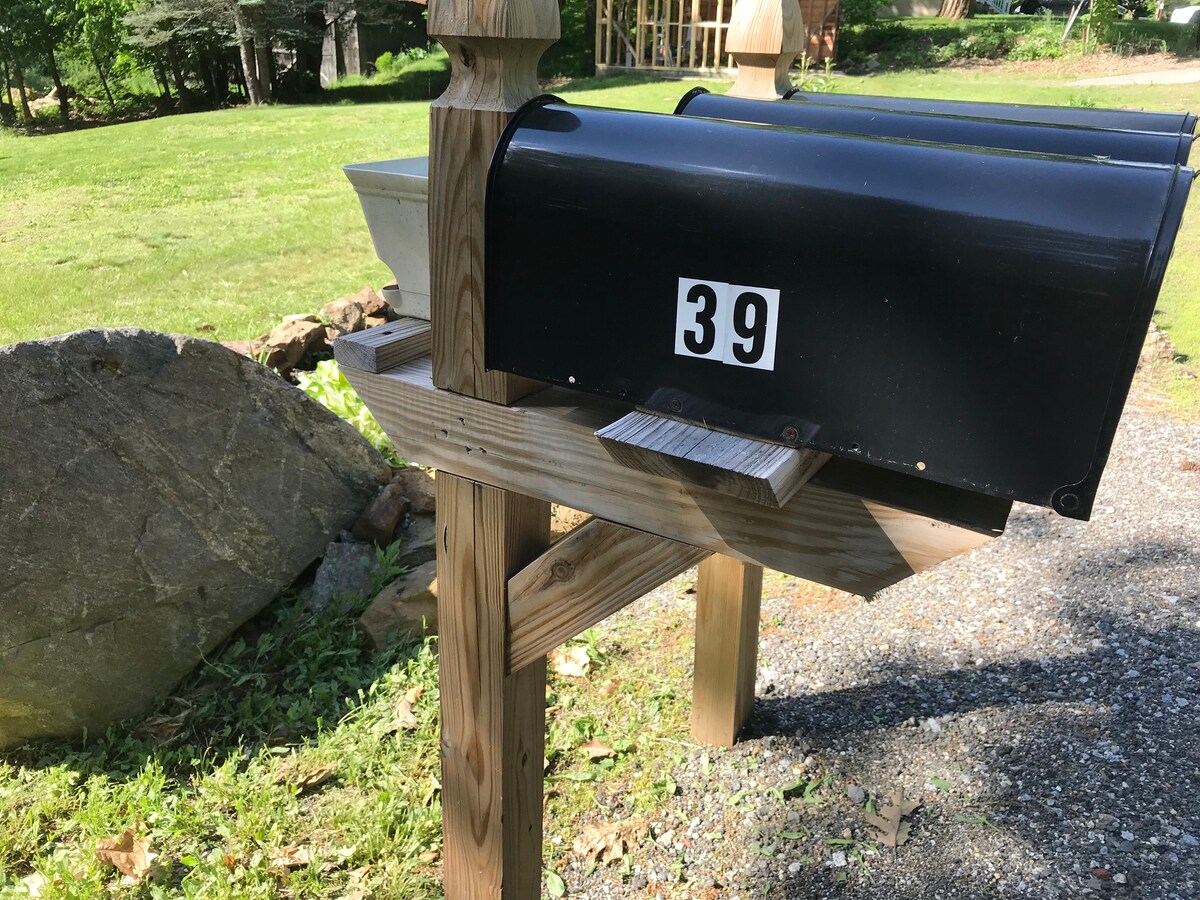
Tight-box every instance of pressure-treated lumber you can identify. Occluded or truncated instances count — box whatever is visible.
[437,473,550,900]
[726,0,805,99]
[428,0,559,404]
[691,554,764,746]
[332,318,431,374]
[342,357,1005,596]
[596,410,829,509]
[507,518,710,672]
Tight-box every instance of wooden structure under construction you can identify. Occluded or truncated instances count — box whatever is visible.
[595,0,839,74]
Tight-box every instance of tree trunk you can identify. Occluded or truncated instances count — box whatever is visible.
[1,55,12,117]
[12,55,33,121]
[45,48,70,122]
[939,0,974,16]
[254,37,273,101]
[89,47,116,109]
[199,51,218,104]
[207,53,227,105]
[165,41,194,106]
[248,5,273,102]
[234,5,265,105]
[154,62,172,101]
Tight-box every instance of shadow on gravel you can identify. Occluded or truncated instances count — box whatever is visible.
[749,537,1200,898]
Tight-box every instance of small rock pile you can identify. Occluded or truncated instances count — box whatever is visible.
[221,286,397,378]
[306,466,441,651]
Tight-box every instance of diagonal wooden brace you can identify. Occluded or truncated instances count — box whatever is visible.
[507,517,710,673]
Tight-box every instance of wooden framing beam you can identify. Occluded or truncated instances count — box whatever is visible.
[436,473,550,900]
[508,518,710,672]
[596,410,829,508]
[691,555,763,746]
[342,356,1006,597]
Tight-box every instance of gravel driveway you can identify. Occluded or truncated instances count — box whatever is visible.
[566,387,1200,899]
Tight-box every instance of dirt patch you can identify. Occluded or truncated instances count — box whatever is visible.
[951,50,1200,78]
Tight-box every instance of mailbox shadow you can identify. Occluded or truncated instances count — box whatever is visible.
[745,537,1200,896]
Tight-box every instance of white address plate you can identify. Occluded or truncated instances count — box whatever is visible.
[673,277,780,371]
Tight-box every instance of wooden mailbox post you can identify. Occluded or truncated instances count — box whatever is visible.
[336,0,1005,893]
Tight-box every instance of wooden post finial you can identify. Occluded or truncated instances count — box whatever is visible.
[429,0,560,113]
[725,0,805,100]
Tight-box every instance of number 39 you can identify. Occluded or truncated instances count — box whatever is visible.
[674,277,780,371]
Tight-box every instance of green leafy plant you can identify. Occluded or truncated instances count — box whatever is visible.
[1089,0,1119,46]
[373,48,429,77]
[296,359,403,467]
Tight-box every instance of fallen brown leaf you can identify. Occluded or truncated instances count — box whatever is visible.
[549,646,590,678]
[421,775,441,808]
[385,697,419,733]
[580,738,616,759]
[572,818,647,866]
[133,712,188,743]
[95,829,156,883]
[269,845,313,874]
[275,760,337,791]
[865,789,921,848]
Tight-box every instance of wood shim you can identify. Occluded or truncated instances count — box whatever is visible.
[596,410,828,508]
[332,318,431,374]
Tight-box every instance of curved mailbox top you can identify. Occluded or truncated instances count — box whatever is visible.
[785,89,1198,136]
[484,98,1193,520]
[677,89,1193,166]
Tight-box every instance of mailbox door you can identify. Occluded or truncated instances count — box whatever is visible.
[676,89,1193,165]
[485,99,1192,519]
[785,89,1198,136]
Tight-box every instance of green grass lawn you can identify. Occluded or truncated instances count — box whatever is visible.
[2,62,1198,409]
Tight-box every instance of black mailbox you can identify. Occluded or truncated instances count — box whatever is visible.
[785,89,1198,136]
[676,88,1193,165]
[484,97,1193,519]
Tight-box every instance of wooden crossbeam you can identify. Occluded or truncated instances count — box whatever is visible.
[332,318,431,374]
[507,518,710,672]
[596,410,829,508]
[341,356,1007,597]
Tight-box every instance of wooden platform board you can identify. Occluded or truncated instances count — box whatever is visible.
[342,355,1007,596]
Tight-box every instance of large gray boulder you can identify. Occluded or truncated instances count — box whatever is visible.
[0,329,391,748]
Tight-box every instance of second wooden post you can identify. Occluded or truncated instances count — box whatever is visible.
[689,0,803,748]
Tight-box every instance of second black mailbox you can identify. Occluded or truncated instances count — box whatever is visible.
[676,88,1194,165]
[484,97,1193,520]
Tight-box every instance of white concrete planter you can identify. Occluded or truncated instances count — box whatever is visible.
[343,156,430,320]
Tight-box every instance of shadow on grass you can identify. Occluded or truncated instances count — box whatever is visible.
[3,575,416,784]
[315,56,452,105]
